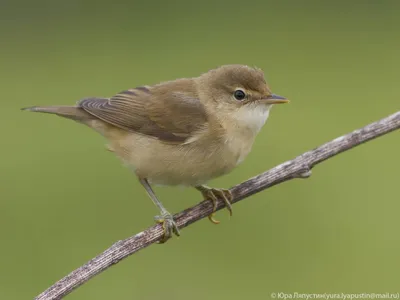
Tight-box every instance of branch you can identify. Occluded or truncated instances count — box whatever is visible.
[35,111,400,300]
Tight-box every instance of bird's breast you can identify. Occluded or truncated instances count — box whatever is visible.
[222,130,256,166]
[219,104,271,166]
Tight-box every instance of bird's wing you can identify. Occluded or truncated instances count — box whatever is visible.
[78,82,208,143]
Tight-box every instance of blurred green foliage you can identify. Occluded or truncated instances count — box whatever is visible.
[1,1,399,299]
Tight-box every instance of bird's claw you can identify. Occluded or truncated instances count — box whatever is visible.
[154,211,180,243]
[196,186,233,224]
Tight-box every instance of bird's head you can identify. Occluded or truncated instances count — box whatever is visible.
[197,64,288,133]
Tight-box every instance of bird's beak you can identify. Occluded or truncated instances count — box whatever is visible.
[261,94,289,104]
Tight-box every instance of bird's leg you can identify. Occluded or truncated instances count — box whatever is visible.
[139,178,180,243]
[195,185,233,224]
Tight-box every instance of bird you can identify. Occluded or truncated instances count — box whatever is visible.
[22,64,289,243]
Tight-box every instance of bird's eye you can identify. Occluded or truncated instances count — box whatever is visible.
[234,89,246,101]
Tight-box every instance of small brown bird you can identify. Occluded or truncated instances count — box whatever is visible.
[22,64,288,242]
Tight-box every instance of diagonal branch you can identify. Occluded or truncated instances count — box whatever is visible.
[35,111,400,300]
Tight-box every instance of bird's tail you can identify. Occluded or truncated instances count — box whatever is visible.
[21,105,92,122]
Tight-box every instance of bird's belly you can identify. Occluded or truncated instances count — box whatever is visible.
[109,133,249,186]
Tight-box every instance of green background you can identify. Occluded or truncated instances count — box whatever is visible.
[1,1,399,299]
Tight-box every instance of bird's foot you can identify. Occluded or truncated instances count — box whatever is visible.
[154,211,180,243]
[196,186,233,224]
